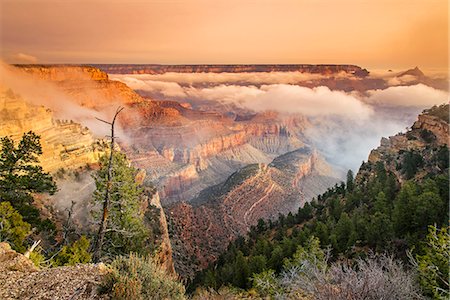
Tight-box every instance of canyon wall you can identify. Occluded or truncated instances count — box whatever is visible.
[95,64,369,76]
[0,89,104,172]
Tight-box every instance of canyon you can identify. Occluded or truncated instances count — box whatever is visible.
[2,63,446,278]
[168,147,339,277]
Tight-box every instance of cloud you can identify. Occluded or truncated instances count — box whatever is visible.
[184,84,374,120]
[386,74,418,86]
[10,52,38,63]
[110,72,449,172]
[112,74,374,120]
[366,84,447,107]
[305,115,408,171]
[117,76,187,98]
[110,71,344,87]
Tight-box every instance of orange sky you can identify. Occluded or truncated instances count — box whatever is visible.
[0,0,448,69]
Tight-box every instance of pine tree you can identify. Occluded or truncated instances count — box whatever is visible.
[0,132,56,226]
[346,169,354,192]
[91,151,149,258]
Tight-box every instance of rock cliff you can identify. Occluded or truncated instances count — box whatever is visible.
[147,190,176,274]
[15,65,143,109]
[363,104,448,184]
[0,89,104,172]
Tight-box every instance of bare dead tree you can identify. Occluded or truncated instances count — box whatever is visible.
[24,240,41,258]
[62,200,77,245]
[92,106,124,263]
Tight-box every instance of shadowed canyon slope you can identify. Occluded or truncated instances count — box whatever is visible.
[168,147,339,277]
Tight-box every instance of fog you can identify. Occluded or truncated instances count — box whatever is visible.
[366,84,448,107]
[0,62,125,138]
[112,73,447,171]
[111,71,342,87]
[1,63,447,173]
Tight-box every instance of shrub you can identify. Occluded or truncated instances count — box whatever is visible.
[29,248,46,268]
[100,253,186,300]
[419,129,436,143]
[253,238,422,300]
[0,201,31,252]
[54,235,92,266]
[413,226,449,299]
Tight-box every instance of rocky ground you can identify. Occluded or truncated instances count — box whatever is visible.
[0,243,108,300]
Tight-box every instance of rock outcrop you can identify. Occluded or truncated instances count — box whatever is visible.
[147,191,176,274]
[363,104,449,184]
[412,110,449,146]
[15,65,143,109]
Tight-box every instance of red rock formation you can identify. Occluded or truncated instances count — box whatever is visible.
[412,113,449,146]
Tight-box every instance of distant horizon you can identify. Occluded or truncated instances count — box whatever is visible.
[9,63,448,75]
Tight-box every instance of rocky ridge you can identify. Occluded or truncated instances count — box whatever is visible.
[168,147,339,278]
[95,64,369,76]
[363,104,448,184]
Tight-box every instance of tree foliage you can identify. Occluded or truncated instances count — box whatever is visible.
[0,201,31,252]
[192,146,449,293]
[54,235,92,266]
[414,226,449,299]
[92,152,149,258]
[0,132,56,227]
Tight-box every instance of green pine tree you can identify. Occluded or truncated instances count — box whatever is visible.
[92,151,149,257]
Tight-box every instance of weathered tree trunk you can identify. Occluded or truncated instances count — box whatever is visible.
[92,107,124,263]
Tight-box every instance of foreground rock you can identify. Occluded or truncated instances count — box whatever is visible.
[0,243,107,300]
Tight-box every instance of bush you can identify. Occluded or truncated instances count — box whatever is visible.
[54,236,92,266]
[413,226,449,299]
[419,129,436,143]
[29,248,46,268]
[0,201,31,252]
[253,238,422,300]
[100,253,185,300]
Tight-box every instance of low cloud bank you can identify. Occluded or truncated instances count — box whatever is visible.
[366,84,448,107]
[111,71,332,87]
[112,73,447,171]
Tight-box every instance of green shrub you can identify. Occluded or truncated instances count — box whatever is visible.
[414,226,449,299]
[54,236,92,266]
[0,201,31,252]
[100,253,185,300]
[29,248,46,268]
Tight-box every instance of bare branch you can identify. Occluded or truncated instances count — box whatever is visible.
[24,240,41,258]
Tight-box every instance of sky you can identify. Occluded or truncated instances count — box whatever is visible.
[0,0,448,69]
